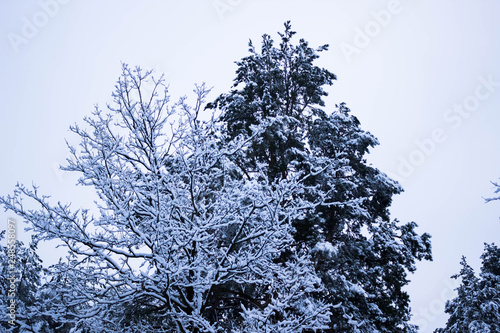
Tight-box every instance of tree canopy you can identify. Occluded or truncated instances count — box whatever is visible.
[436,184,500,333]
[1,22,432,332]
[209,21,432,332]
[435,244,500,333]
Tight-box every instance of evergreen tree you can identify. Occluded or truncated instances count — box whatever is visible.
[209,21,432,332]
[0,231,66,332]
[435,244,500,332]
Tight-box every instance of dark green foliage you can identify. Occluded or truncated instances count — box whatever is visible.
[0,231,70,332]
[210,21,432,332]
[208,21,336,181]
[436,244,500,332]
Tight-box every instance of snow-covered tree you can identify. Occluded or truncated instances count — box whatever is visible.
[436,182,500,332]
[1,65,331,332]
[435,243,500,333]
[0,231,65,332]
[208,21,432,332]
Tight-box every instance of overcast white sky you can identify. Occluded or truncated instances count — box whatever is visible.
[1,1,500,331]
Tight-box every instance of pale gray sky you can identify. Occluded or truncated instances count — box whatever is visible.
[1,1,500,331]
